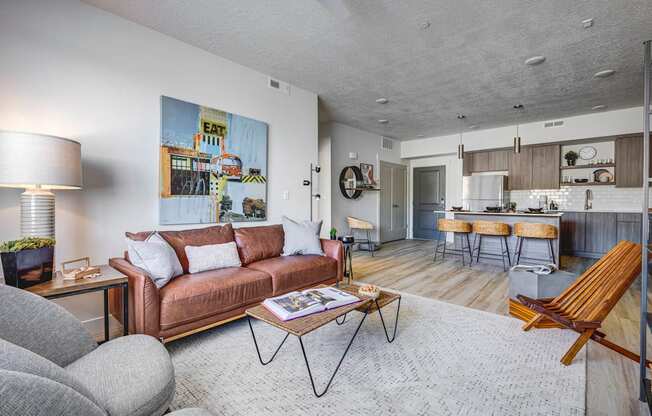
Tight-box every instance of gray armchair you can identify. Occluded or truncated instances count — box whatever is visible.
[0,284,210,416]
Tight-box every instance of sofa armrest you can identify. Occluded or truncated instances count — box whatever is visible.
[321,239,344,283]
[108,258,160,339]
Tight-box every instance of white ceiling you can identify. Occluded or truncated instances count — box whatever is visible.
[83,0,652,140]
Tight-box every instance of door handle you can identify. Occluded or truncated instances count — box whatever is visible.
[392,204,399,208]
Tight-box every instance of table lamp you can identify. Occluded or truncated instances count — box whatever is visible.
[0,131,82,238]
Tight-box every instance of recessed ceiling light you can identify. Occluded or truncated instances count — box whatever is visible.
[525,56,546,66]
[594,69,616,78]
[457,114,466,120]
[513,104,524,110]
[592,104,607,110]
[378,119,389,124]
[375,98,388,104]
[416,134,425,138]
[582,18,594,28]
[420,21,431,30]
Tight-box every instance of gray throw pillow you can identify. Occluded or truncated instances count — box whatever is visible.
[126,232,183,288]
[281,216,324,256]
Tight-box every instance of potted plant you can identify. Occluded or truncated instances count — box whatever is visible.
[329,227,337,240]
[564,150,579,166]
[0,237,55,288]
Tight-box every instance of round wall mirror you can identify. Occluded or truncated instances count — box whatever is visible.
[339,166,363,199]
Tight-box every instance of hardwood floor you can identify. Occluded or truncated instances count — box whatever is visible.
[351,239,650,416]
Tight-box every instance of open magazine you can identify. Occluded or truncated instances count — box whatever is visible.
[262,287,360,321]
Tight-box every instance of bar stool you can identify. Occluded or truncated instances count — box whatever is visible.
[513,223,558,267]
[472,221,512,271]
[433,219,473,266]
[346,216,376,257]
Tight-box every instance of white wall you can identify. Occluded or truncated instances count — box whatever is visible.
[402,106,644,158]
[320,122,404,241]
[317,135,332,237]
[0,0,318,326]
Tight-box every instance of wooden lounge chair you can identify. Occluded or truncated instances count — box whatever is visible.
[516,240,646,366]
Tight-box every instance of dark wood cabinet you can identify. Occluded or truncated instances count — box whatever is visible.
[531,145,560,189]
[463,152,473,176]
[615,135,644,188]
[472,152,489,172]
[561,212,586,253]
[509,147,532,190]
[487,149,511,171]
[584,212,618,254]
[616,213,642,244]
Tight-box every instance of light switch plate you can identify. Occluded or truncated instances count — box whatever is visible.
[283,190,289,200]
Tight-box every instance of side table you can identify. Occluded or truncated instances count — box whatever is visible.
[27,264,128,343]
[337,237,354,285]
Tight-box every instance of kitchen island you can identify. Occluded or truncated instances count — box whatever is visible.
[434,210,563,266]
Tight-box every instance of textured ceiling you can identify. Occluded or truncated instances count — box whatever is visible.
[83,0,652,140]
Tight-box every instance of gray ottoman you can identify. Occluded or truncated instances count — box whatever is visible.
[509,269,577,299]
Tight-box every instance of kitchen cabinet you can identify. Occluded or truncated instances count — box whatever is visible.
[463,152,473,176]
[509,147,532,190]
[616,135,644,188]
[616,213,642,244]
[531,145,560,189]
[584,212,618,254]
[561,211,640,258]
[560,212,586,253]
[463,149,511,175]
[487,149,511,171]
[472,152,489,172]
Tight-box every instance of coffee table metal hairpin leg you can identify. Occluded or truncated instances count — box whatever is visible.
[375,297,401,343]
[247,316,290,365]
[298,304,371,397]
[335,313,347,325]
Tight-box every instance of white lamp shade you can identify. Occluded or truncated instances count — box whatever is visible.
[0,130,82,189]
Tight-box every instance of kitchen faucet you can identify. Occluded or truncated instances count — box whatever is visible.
[584,189,593,210]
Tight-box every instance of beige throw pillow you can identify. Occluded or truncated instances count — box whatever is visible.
[185,241,242,273]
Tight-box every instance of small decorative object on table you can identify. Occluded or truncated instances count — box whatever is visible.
[61,257,102,280]
[564,150,579,166]
[358,284,380,299]
[329,227,337,240]
[0,237,55,288]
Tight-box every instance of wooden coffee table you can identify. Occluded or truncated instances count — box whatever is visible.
[245,284,401,397]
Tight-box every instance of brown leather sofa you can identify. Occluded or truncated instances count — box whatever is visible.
[109,224,343,342]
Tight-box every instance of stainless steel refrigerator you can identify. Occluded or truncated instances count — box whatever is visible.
[462,175,510,212]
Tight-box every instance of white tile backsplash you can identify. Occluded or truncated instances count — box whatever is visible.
[510,186,648,212]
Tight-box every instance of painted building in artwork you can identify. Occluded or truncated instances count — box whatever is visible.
[159,96,268,225]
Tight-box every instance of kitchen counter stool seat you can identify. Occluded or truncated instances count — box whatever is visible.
[472,221,512,271]
[434,219,473,266]
[513,222,558,267]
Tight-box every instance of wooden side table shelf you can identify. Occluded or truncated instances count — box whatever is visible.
[27,264,128,343]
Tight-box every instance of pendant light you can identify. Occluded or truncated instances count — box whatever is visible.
[513,104,524,154]
[457,114,466,159]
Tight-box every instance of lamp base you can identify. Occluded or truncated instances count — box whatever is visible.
[21,189,55,238]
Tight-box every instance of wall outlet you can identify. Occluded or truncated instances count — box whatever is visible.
[283,190,289,200]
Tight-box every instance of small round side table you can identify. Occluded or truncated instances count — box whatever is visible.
[337,236,355,285]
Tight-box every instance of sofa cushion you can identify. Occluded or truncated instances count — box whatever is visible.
[66,335,174,416]
[246,255,337,295]
[160,224,235,274]
[234,224,284,265]
[159,267,272,330]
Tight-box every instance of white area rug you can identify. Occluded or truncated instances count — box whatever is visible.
[168,293,585,416]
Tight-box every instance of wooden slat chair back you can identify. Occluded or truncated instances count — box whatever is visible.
[517,240,642,366]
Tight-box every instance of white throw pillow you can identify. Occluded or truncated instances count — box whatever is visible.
[185,241,242,274]
[126,233,183,288]
[282,216,324,256]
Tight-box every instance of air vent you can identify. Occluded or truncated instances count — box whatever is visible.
[268,77,291,95]
[544,120,564,128]
[381,137,394,150]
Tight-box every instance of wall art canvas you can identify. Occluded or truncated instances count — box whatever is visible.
[159,96,268,225]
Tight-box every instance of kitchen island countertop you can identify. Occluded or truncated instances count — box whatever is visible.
[433,210,564,217]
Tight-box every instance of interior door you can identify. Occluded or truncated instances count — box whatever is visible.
[379,162,407,243]
[413,166,446,239]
